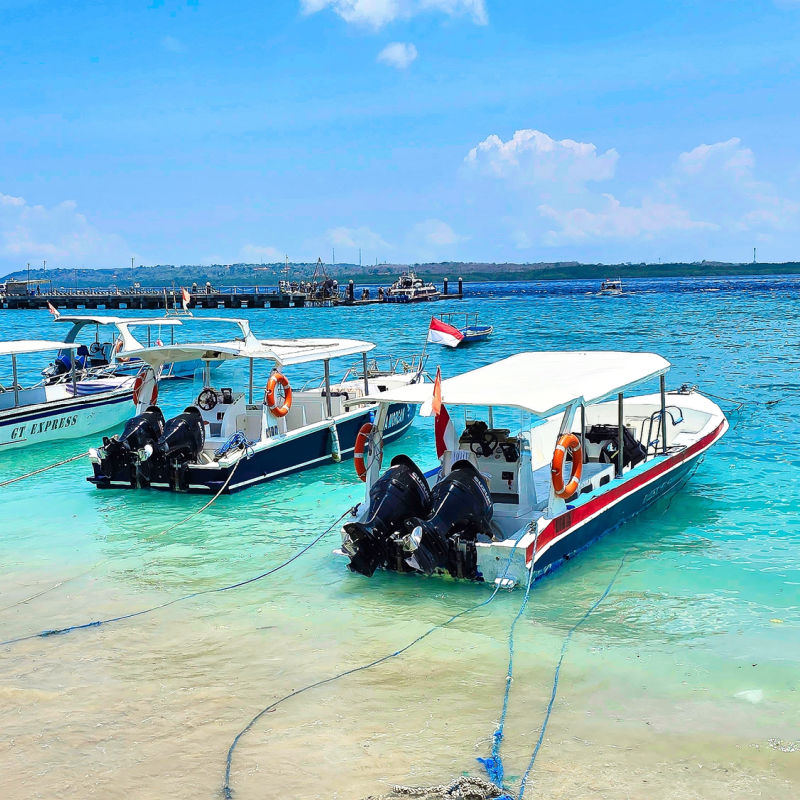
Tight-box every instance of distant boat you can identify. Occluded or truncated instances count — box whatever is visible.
[1,340,136,452]
[598,278,624,296]
[428,313,493,347]
[386,271,440,303]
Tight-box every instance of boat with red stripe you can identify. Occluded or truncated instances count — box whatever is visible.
[336,351,728,588]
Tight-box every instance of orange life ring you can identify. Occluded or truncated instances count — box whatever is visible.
[114,337,124,354]
[551,433,583,499]
[354,422,381,482]
[265,372,292,418]
[132,369,158,407]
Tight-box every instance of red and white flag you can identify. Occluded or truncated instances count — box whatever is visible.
[427,316,464,348]
[181,288,191,310]
[47,301,60,318]
[431,366,456,458]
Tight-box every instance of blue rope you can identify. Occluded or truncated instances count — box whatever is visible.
[0,509,352,648]
[222,531,530,799]
[515,554,628,799]
[476,529,538,796]
[214,431,255,460]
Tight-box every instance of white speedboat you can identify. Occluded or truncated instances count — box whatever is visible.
[1,340,137,451]
[337,352,727,586]
[598,278,624,296]
[87,324,424,494]
[386,271,440,303]
[43,314,225,383]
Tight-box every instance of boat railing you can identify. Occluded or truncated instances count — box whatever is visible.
[299,353,427,391]
[640,406,684,458]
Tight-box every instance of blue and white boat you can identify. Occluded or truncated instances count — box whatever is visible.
[1,340,137,452]
[43,314,224,383]
[87,328,424,494]
[438,312,493,344]
[337,351,727,585]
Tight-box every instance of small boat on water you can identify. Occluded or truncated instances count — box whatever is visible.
[428,313,493,347]
[385,271,440,303]
[1,340,137,451]
[598,277,624,296]
[337,351,727,586]
[88,324,424,493]
[43,314,228,383]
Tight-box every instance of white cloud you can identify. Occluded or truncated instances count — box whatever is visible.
[160,35,186,53]
[377,41,418,69]
[327,225,390,250]
[0,191,131,267]
[677,138,754,178]
[300,0,487,29]
[408,218,463,246]
[465,129,618,187]
[539,195,715,246]
[240,244,284,262]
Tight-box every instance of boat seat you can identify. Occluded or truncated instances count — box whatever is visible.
[440,449,480,476]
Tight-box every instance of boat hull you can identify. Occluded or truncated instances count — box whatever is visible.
[0,390,135,452]
[89,402,417,493]
[477,419,728,587]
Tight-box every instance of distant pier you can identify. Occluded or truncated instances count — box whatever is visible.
[0,278,463,311]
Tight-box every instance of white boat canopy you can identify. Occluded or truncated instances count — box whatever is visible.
[0,340,80,357]
[126,337,376,368]
[360,351,670,418]
[55,315,186,350]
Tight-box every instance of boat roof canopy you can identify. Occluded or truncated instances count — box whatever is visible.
[126,337,376,367]
[368,351,670,418]
[0,339,79,356]
[55,314,184,327]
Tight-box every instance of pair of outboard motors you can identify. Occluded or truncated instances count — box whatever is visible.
[95,405,205,488]
[342,456,494,580]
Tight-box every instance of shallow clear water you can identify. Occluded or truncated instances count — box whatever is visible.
[1,277,799,800]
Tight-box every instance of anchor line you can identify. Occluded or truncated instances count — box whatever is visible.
[222,528,532,800]
[0,507,353,647]
[0,450,89,488]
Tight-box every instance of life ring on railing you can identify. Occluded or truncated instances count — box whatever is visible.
[114,337,124,354]
[354,422,382,482]
[551,433,583,499]
[132,368,158,407]
[265,372,292,418]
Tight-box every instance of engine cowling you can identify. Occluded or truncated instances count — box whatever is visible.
[343,455,431,577]
[401,460,493,575]
[157,406,205,463]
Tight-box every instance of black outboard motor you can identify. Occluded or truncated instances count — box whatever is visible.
[97,405,165,483]
[157,406,205,462]
[343,455,431,577]
[401,460,493,575]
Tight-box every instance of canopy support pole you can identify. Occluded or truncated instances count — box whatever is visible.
[71,354,77,398]
[11,354,19,407]
[617,392,624,478]
[204,360,211,388]
[580,403,586,463]
[248,358,254,404]
[324,359,332,419]
[488,406,494,428]
[660,374,667,455]
[362,352,369,397]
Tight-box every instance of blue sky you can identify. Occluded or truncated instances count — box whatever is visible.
[1,0,799,270]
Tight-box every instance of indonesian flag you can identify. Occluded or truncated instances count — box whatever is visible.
[47,301,60,318]
[181,288,191,310]
[427,316,464,348]
[431,366,456,458]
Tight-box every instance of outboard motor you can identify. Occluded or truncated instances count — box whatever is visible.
[343,455,431,577]
[95,405,165,484]
[401,460,493,575]
[157,406,205,463]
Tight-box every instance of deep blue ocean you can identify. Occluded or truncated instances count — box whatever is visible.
[0,275,798,800]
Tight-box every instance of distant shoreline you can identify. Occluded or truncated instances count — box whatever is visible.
[3,261,800,289]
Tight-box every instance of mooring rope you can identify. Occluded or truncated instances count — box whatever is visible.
[0,507,352,647]
[0,450,89,488]
[477,526,540,795]
[222,531,532,799]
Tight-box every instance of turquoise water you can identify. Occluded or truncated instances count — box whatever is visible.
[1,279,799,800]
